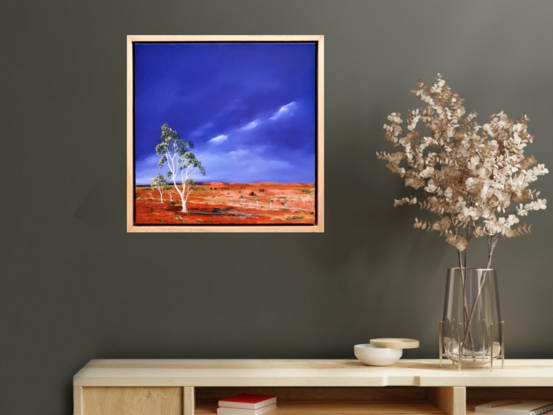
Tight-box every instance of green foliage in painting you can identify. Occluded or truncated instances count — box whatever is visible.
[151,173,169,202]
[156,124,205,175]
[155,123,206,213]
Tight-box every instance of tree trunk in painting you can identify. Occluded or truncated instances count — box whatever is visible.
[170,180,187,213]
[179,185,188,213]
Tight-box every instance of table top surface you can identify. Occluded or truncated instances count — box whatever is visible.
[73,359,553,387]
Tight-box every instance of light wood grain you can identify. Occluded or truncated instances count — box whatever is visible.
[316,34,324,233]
[73,359,553,387]
[127,35,324,42]
[126,35,134,232]
[196,401,443,414]
[127,225,323,233]
[126,35,324,233]
[196,387,427,403]
[427,387,466,415]
[73,386,83,415]
[466,387,553,404]
[466,403,480,415]
[82,387,182,415]
[370,339,419,349]
[184,386,195,415]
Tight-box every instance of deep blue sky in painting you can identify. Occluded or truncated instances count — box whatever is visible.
[134,42,317,185]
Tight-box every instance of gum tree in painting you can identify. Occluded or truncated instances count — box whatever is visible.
[156,123,206,213]
[151,173,168,203]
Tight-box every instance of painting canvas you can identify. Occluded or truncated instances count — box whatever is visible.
[127,36,324,232]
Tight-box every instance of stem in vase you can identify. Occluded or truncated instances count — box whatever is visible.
[461,235,500,354]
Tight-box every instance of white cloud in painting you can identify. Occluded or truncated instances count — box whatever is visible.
[270,101,297,120]
[194,147,299,183]
[228,149,251,157]
[135,155,171,185]
[134,145,313,185]
[191,122,213,136]
[239,119,261,131]
[208,134,228,144]
[217,101,298,140]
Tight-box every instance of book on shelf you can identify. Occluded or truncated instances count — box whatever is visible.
[218,394,277,410]
[217,394,277,415]
[475,400,553,415]
[216,403,277,415]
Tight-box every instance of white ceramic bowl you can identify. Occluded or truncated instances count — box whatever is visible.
[354,344,403,366]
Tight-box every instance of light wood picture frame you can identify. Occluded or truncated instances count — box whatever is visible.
[127,35,324,233]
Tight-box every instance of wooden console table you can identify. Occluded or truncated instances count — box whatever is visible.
[73,359,553,415]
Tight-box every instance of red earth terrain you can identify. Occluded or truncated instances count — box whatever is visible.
[134,182,316,226]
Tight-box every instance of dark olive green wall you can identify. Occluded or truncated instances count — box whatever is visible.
[2,1,553,413]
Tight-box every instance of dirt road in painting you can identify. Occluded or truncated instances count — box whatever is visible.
[135,182,316,225]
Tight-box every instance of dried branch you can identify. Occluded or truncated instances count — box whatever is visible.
[378,74,548,268]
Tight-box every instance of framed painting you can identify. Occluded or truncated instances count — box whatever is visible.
[127,35,324,232]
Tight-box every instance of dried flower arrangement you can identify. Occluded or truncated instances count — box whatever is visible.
[378,74,548,270]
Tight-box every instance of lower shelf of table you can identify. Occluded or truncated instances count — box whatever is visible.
[74,385,553,415]
[196,401,444,415]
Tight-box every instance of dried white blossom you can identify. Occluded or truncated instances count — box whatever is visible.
[378,74,548,267]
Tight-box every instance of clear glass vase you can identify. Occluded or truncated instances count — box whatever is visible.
[441,268,503,366]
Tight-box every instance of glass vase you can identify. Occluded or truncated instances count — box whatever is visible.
[441,268,503,366]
